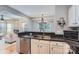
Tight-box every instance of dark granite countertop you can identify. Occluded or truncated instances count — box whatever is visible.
[20,35,79,47]
[18,31,79,53]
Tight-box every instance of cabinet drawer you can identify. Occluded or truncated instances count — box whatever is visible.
[50,41,57,46]
[50,41,64,47]
[39,40,50,45]
[31,39,39,44]
[57,42,64,46]
[50,44,64,54]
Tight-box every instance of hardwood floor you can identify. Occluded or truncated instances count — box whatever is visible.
[5,42,17,54]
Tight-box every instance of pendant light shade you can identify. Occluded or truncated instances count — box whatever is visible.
[1,15,4,21]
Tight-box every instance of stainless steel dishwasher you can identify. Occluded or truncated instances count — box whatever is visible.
[20,36,31,54]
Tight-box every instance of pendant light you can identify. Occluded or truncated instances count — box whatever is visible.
[1,15,4,21]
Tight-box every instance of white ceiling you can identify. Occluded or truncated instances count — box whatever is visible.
[0,5,70,19]
[0,5,29,19]
[0,10,21,19]
[10,5,55,17]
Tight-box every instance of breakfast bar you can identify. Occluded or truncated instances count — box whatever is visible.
[18,31,79,54]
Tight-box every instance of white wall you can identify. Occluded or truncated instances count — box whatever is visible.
[29,5,71,34]
[54,5,70,34]
[18,17,32,32]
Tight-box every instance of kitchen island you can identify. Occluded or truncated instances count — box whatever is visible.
[18,31,79,54]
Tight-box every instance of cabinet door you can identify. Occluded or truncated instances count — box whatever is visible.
[50,45,63,54]
[31,39,39,54]
[50,46,56,54]
[68,6,76,27]
[50,41,64,54]
[39,44,49,54]
[63,43,70,54]
[76,6,79,26]
[39,40,50,54]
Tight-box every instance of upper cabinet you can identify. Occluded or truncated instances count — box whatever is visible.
[68,5,79,27]
[76,6,79,26]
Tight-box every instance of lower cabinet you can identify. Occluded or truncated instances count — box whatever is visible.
[31,39,70,54]
[39,44,49,54]
[50,41,64,54]
[39,40,50,54]
[31,39,49,54]
[31,39,39,54]
[63,43,71,54]
[50,45,64,54]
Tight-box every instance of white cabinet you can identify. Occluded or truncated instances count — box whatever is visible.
[50,41,64,54]
[75,6,79,26]
[39,40,50,54]
[31,39,50,54]
[63,43,70,54]
[50,46,63,54]
[31,39,39,54]
[39,44,49,54]
[68,6,75,27]
[68,5,79,27]
[50,41,70,54]
[31,39,70,54]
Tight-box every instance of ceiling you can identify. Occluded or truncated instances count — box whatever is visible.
[0,5,70,19]
[0,5,29,19]
[10,5,55,17]
[0,10,21,19]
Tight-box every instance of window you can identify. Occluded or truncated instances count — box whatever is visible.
[7,23,14,33]
[0,21,7,36]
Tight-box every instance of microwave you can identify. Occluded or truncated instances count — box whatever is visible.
[64,30,78,41]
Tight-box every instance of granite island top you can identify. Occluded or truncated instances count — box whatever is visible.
[18,31,79,52]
